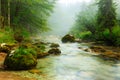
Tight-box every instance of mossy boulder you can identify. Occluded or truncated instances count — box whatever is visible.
[62,34,75,43]
[4,46,37,70]
[21,43,48,58]
[50,43,60,48]
[34,44,48,58]
[48,48,61,55]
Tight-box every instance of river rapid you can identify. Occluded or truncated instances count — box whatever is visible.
[13,35,120,80]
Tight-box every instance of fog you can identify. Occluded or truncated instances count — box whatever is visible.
[48,0,95,36]
[47,0,120,36]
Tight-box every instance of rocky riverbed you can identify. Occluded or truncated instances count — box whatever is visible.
[0,35,120,80]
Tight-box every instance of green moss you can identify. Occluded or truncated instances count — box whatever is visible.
[62,34,75,43]
[4,46,37,70]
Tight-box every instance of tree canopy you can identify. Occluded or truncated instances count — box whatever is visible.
[0,0,55,33]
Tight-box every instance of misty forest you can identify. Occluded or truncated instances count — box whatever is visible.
[1,0,120,80]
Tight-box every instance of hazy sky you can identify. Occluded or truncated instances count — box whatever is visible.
[58,0,92,4]
[48,0,93,36]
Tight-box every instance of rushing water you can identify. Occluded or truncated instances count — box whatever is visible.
[16,35,120,80]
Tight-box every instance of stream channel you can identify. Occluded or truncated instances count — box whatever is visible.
[13,35,120,80]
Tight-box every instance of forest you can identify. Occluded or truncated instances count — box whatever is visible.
[0,0,120,80]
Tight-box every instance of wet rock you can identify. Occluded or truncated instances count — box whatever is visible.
[84,48,91,52]
[90,46,106,53]
[50,43,60,48]
[4,47,37,70]
[62,34,75,43]
[48,48,61,55]
[37,52,49,58]
[78,47,83,49]
[95,50,120,61]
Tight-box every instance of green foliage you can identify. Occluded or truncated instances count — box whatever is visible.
[96,26,120,46]
[10,0,55,33]
[97,0,116,32]
[71,0,120,46]
[79,31,94,40]
[0,28,16,43]
[14,46,37,58]
[71,4,97,37]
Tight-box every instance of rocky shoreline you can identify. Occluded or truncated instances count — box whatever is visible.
[86,42,120,61]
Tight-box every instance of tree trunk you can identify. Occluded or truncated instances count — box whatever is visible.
[0,0,1,15]
[8,0,10,27]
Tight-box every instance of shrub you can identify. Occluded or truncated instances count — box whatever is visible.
[100,26,120,46]
[79,31,94,41]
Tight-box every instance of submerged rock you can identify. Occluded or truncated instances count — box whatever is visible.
[48,48,61,55]
[62,34,75,43]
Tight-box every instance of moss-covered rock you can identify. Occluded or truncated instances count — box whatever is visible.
[50,43,60,48]
[62,34,75,43]
[4,46,37,70]
[48,48,61,55]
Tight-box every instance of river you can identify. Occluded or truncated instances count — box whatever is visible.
[13,35,120,80]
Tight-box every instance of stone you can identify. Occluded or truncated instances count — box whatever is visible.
[48,48,61,55]
[29,69,42,74]
[4,47,37,70]
[62,34,75,43]
[84,48,90,52]
[37,52,49,58]
[90,46,106,53]
[50,43,60,48]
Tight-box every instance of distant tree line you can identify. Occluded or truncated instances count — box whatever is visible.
[71,0,120,46]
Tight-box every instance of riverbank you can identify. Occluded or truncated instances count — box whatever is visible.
[88,42,120,61]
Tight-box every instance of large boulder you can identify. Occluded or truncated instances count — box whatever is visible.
[62,34,75,43]
[48,48,61,55]
[4,46,37,70]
